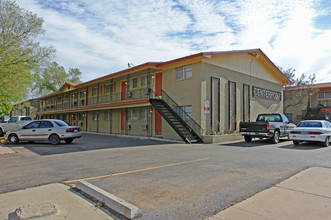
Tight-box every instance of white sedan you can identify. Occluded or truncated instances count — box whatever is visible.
[5,119,82,145]
[289,120,331,147]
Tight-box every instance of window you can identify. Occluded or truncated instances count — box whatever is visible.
[128,109,138,120]
[318,91,331,99]
[79,91,85,99]
[8,117,18,123]
[58,97,62,102]
[128,78,138,89]
[106,84,113,93]
[93,87,100,96]
[62,115,67,122]
[78,113,84,120]
[54,120,69,127]
[298,121,322,127]
[104,111,112,120]
[175,64,192,80]
[139,109,147,120]
[141,75,152,87]
[39,121,53,128]
[21,117,32,121]
[93,112,99,120]
[25,121,41,129]
[176,105,192,120]
[63,96,68,102]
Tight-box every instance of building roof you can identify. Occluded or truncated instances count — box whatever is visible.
[38,48,290,98]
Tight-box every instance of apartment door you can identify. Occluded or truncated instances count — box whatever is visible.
[155,111,162,133]
[121,111,125,131]
[155,73,162,96]
[121,81,127,101]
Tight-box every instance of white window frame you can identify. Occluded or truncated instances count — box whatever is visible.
[104,111,112,120]
[128,78,138,89]
[128,109,138,120]
[175,64,192,80]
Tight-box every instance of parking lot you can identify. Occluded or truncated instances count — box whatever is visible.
[2,133,331,219]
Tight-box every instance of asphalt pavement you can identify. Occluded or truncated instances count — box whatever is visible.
[1,133,331,219]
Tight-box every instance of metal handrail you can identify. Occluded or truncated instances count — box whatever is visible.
[149,89,203,138]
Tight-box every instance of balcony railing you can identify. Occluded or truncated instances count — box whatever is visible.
[39,88,151,112]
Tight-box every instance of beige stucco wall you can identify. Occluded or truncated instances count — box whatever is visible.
[202,53,281,84]
[200,61,283,134]
[161,62,202,141]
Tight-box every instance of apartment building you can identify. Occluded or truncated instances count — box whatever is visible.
[284,82,331,123]
[36,49,289,143]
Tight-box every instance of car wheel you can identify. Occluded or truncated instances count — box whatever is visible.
[271,131,280,144]
[244,136,252,142]
[293,140,300,146]
[65,138,74,144]
[8,134,19,144]
[322,137,329,147]
[49,134,60,145]
[0,128,3,137]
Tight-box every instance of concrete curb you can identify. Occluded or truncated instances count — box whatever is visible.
[76,181,142,219]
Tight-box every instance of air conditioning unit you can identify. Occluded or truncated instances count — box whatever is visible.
[125,124,131,130]
[141,124,148,130]
[143,88,150,94]
[126,91,132,97]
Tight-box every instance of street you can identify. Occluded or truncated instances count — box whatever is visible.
[1,133,331,219]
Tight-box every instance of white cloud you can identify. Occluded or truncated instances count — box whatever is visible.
[15,0,331,83]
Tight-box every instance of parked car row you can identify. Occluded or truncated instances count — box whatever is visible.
[239,113,331,147]
[2,117,82,145]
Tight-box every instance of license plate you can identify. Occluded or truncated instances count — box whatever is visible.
[249,132,256,135]
[301,131,307,135]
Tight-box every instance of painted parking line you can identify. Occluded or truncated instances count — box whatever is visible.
[64,157,211,183]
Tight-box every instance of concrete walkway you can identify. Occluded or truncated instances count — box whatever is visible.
[207,167,331,220]
[0,183,114,220]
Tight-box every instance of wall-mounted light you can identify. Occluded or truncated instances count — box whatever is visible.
[151,75,155,79]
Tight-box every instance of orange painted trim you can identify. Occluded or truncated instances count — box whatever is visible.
[76,62,160,88]
[318,87,331,91]
[37,99,150,114]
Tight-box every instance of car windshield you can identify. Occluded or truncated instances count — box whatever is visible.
[54,120,68,127]
[298,121,322,127]
[257,115,282,122]
[8,117,18,123]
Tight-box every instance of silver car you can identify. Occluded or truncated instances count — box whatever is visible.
[5,119,82,145]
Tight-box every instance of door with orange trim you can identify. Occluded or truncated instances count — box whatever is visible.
[155,111,162,133]
[121,81,127,101]
[155,72,162,96]
[121,111,125,131]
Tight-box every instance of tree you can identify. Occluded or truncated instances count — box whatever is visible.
[32,61,82,96]
[0,0,55,115]
[281,67,317,114]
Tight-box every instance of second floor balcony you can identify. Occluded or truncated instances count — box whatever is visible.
[39,88,152,112]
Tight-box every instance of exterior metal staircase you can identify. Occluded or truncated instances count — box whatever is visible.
[149,89,203,144]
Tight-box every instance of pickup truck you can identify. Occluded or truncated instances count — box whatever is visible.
[239,113,296,144]
[0,116,33,136]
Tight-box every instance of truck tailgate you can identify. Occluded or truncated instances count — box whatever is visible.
[240,121,268,132]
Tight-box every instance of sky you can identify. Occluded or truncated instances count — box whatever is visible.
[15,0,331,83]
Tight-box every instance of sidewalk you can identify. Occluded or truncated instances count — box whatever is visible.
[207,167,331,220]
[0,144,15,155]
[0,183,115,220]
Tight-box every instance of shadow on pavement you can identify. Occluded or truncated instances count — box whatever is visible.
[220,139,289,147]
[279,142,326,150]
[5,133,174,156]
